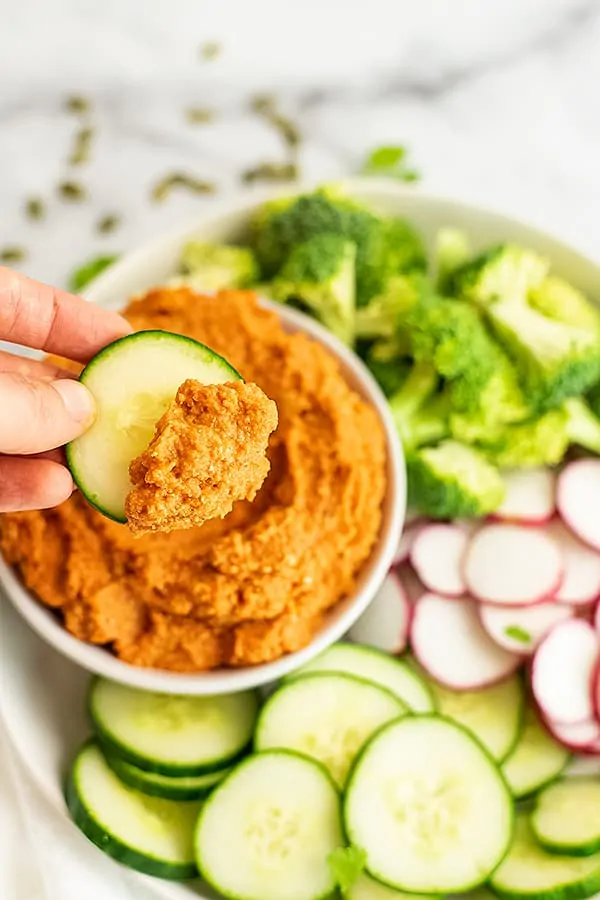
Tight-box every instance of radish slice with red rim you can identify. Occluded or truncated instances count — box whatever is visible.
[410,524,467,598]
[464,524,563,606]
[492,468,555,525]
[392,521,426,566]
[545,716,600,751]
[348,572,410,654]
[545,519,600,606]
[532,619,598,726]
[557,459,600,552]
[479,601,573,655]
[410,594,520,690]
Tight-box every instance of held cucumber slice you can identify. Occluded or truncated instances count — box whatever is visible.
[531,777,600,857]
[344,715,514,894]
[195,750,343,900]
[106,755,232,801]
[67,330,241,521]
[65,741,201,879]
[490,813,600,900]
[255,672,407,787]
[289,642,435,712]
[501,705,571,800]
[89,678,258,775]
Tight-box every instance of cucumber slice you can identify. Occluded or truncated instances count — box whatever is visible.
[106,754,232,801]
[531,777,600,857]
[195,750,342,900]
[501,705,571,800]
[89,678,258,775]
[289,642,435,712]
[65,741,201,879]
[67,330,240,522]
[348,872,433,900]
[255,672,407,787]
[428,673,524,762]
[344,715,513,894]
[490,813,600,900]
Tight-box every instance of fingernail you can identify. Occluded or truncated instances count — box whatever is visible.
[52,379,96,425]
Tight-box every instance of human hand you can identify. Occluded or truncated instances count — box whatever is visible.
[0,267,131,512]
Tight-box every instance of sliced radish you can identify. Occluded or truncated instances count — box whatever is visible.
[492,468,555,525]
[464,524,563,606]
[410,524,467,598]
[454,518,482,538]
[532,619,599,725]
[396,565,426,605]
[479,601,573,655]
[410,594,520,690]
[545,519,600,606]
[392,521,426,566]
[545,717,600,751]
[348,572,410,654]
[557,459,600,552]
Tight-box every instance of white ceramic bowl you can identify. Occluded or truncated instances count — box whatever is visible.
[0,184,407,695]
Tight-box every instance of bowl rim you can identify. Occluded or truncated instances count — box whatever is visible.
[0,278,405,693]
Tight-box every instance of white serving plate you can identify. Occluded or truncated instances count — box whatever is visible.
[2,180,600,899]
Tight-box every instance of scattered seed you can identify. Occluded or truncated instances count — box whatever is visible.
[64,95,91,116]
[0,246,27,264]
[97,214,121,234]
[185,107,215,125]
[200,41,221,61]
[58,181,87,202]
[25,197,46,221]
[69,126,94,166]
[151,172,217,202]
[250,94,302,149]
[241,161,299,185]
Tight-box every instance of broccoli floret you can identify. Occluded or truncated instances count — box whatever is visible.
[408,440,505,518]
[528,275,600,334]
[563,397,600,456]
[587,381,600,419]
[486,299,600,410]
[357,217,427,306]
[477,409,569,469]
[269,234,356,344]
[448,244,549,305]
[365,337,412,397]
[388,363,449,450]
[250,186,426,309]
[354,275,419,339]
[435,227,471,292]
[178,242,259,290]
[449,353,530,443]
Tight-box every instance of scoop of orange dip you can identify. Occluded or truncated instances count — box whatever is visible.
[0,288,387,672]
[126,379,278,536]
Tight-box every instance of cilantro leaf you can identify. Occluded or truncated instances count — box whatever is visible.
[328,846,367,894]
[361,145,421,183]
[504,625,531,644]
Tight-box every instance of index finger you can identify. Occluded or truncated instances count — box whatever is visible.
[0,267,132,362]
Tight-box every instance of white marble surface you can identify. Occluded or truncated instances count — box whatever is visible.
[1,0,600,291]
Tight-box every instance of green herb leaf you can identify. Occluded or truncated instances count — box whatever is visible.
[185,107,215,125]
[361,145,421,183]
[58,181,87,202]
[241,161,299,185]
[0,246,27,264]
[64,95,91,116]
[328,846,367,894]
[200,41,221,61]
[25,197,46,221]
[68,254,119,293]
[504,625,531,644]
[69,126,94,166]
[96,214,121,235]
[151,173,217,203]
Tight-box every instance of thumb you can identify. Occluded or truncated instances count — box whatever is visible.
[0,372,96,454]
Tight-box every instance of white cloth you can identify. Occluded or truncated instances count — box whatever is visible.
[0,725,157,900]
